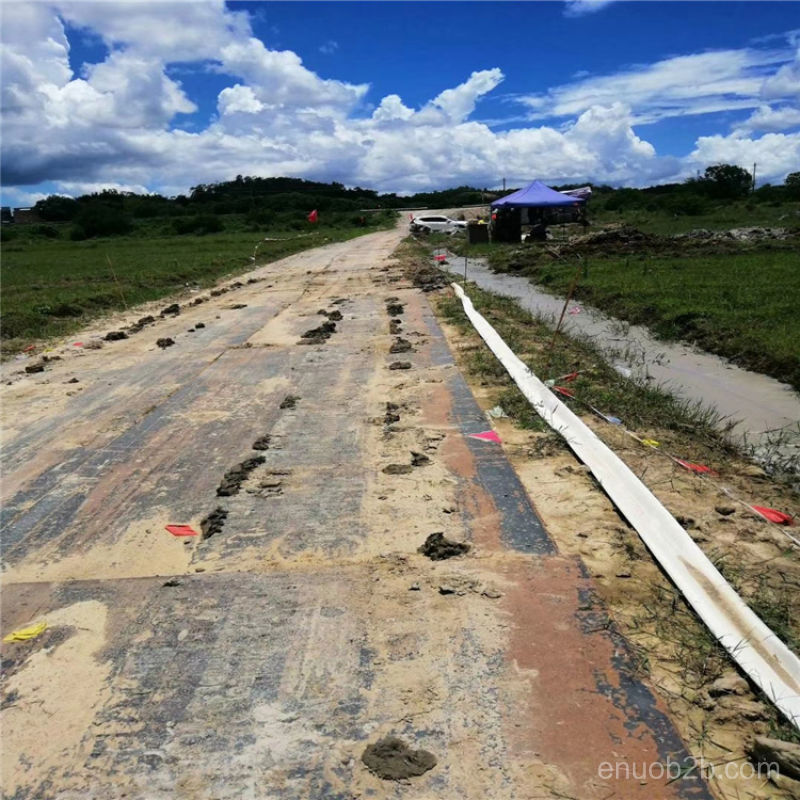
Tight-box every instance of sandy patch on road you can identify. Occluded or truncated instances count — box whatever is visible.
[4,513,195,583]
[2,600,110,797]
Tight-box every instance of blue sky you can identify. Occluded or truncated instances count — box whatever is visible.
[2,1,799,205]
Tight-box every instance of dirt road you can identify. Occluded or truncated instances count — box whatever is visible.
[2,228,710,798]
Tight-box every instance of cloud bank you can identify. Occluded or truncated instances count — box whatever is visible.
[1,1,798,201]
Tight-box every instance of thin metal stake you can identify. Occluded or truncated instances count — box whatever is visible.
[464,255,468,286]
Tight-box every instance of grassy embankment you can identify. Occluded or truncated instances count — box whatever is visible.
[448,199,800,391]
[1,216,395,355]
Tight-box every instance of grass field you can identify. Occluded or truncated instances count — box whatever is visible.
[1,220,394,354]
[449,212,800,391]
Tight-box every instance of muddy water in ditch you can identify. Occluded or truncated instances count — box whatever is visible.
[439,253,800,462]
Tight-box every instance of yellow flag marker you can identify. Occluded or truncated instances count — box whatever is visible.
[641,439,660,448]
[3,621,47,643]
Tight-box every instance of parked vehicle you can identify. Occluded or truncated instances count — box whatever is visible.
[410,214,467,234]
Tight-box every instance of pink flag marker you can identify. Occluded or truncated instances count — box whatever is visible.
[468,430,501,443]
[165,524,198,537]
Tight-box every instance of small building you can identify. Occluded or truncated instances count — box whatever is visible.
[13,207,42,224]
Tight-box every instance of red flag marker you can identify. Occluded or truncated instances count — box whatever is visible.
[553,385,575,398]
[750,506,794,525]
[676,459,719,476]
[307,209,318,223]
[468,430,501,443]
[165,524,198,537]
[433,254,447,262]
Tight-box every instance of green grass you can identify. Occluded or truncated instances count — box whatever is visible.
[449,221,800,391]
[591,198,800,236]
[1,221,393,353]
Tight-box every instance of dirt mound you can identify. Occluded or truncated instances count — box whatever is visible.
[104,331,128,341]
[389,338,413,354]
[386,302,404,316]
[361,736,437,780]
[418,532,470,560]
[280,395,300,409]
[388,361,411,370]
[252,435,271,450]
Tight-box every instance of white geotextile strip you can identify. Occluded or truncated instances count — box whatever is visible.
[452,283,800,730]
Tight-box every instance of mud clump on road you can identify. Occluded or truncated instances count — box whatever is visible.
[299,320,336,344]
[104,331,128,341]
[362,736,437,780]
[228,303,247,310]
[128,315,155,333]
[280,394,300,410]
[201,506,228,539]
[160,303,180,316]
[318,309,343,321]
[383,464,413,475]
[385,298,404,316]
[195,322,206,329]
[390,338,413,354]
[389,361,412,370]
[411,264,449,292]
[25,363,45,374]
[252,435,271,450]
[411,451,431,467]
[217,456,266,496]
[418,532,470,560]
[389,319,402,334]
[385,402,400,425]
[156,338,175,349]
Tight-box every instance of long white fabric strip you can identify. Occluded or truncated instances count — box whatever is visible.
[452,282,800,730]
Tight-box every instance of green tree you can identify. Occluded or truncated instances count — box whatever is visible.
[701,164,752,199]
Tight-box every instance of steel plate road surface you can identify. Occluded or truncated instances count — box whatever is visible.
[1,227,710,799]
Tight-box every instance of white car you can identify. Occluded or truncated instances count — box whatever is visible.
[410,215,468,234]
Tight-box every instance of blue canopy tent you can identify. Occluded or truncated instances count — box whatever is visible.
[491,180,585,208]
[491,180,586,241]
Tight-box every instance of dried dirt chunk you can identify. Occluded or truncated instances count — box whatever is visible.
[362,736,436,781]
[104,331,128,341]
[280,394,300,410]
[201,507,228,539]
[160,303,180,316]
[25,363,45,374]
[388,361,411,370]
[383,464,413,475]
[418,532,470,560]
[299,320,336,344]
[390,338,414,354]
[156,338,175,349]
[410,451,431,467]
[386,303,404,316]
[216,456,266,496]
[252,435,271,451]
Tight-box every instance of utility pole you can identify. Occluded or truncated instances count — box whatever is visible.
[502,177,506,191]
[752,162,757,193]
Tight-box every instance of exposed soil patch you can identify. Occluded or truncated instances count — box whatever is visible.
[280,394,300,410]
[389,338,413,354]
[201,507,228,539]
[389,319,402,335]
[418,532,470,560]
[216,456,266,497]
[299,320,336,344]
[252,435,271,450]
[386,302,404,316]
[103,331,128,341]
[389,361,411,370]
[156,338,175,349]
[361,736,437,780]
[160,303,180,316]
[411,264,449,292]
